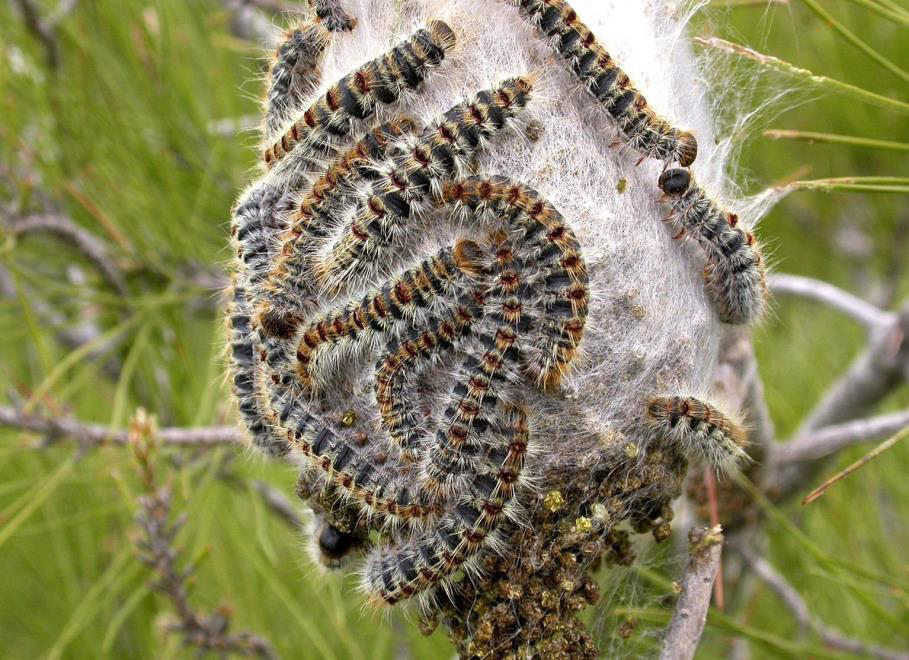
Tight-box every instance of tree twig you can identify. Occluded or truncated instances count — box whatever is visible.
[222,0,282,44]
[773,408,909,464]
[738,546,909,660]
[769,274,894,329]
[0,404,242,448]
[47,0,80,27]
[714,329,775,460]
[660,525,724,660]
[5,212,128,295]
[131,412,275,658]
[221,471,304,529]
[766,302,909,498]
[0,263,114,360]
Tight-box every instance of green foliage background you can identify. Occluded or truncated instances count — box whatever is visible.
[0,1,907,657]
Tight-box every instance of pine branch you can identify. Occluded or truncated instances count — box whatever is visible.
[4,211,128,295]
[0,404,242,449]
[660,526,724,660]
[770,274,894,329]
[774,408,909,464]
[131,414,275,658]
[739,546,909,660]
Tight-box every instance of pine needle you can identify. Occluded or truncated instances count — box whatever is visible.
[803,424,909,504]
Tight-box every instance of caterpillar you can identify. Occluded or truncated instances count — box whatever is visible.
[375,297,481,463]
[504,0,698,167]
[310,0,356,33]
[256,118,419,340]
[294,243,483,391]
[645,395,749,475]
[658,168,768,324]
[362,403,529,604]
[441,177,589,389]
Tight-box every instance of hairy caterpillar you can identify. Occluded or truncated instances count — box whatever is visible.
[504,0,698,166]
[645,395,748,475]
[295,244,482,391]
[658,168,768,324]
[257,118,419,339]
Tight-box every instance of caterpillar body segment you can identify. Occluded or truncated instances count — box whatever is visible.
[311,0,357,33]
[703,247,766,326]
[441,177,589,389]
[263,21,456,170]
[318,77,534,291]
[658,169,768,324]
[265,22,332,141]
[229,180,299,456]
[645,396,749,475]
[376,301,481,463]
[294,244,484,391]
[362,405,529,605]
[227,280,288,456]
[257,118,419,339]
[420,320,522,499]
[505,0,698,167]
[231,182,292,289]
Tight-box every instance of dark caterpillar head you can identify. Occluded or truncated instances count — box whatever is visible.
[317,523,359,564]
[658,168,692,196]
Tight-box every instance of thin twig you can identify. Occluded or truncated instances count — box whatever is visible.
[5,212,128,295]
[711,0,789,6]
[764,129,909,153]
[768,303,909,498]
[769,274,894,329]
[803,424,909,504]
[0,263,113,358]
[221,472,304,529]
[799,303,909,433]
[236,0,297,12]
[703,469,724,611]
[739,546,909,660]
[781,176,909,194]
[130,412,275,658]
[774,408,909,464]
[660,526,724,660]
[0,404,242,448]
[222,0,282,44]
[252,479,303,527]
[797,0,909,85]
[715,329,776,460]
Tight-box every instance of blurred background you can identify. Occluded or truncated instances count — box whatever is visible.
[1,0,907,657]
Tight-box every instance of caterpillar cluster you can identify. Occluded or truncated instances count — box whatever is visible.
[507,0,767,325]
[227,1,752,609]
